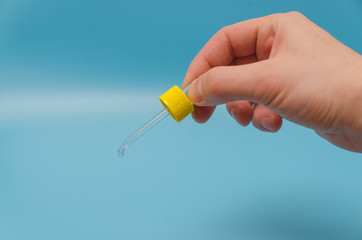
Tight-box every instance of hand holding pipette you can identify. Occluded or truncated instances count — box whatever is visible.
[118,85,193,157]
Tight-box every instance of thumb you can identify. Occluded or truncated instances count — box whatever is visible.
[187,60,283,106]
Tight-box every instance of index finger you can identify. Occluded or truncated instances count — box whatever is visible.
[182,15,274,88]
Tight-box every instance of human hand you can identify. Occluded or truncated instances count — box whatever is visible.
[183,12,362,152]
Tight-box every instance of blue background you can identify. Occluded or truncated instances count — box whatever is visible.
[1,0,362,239]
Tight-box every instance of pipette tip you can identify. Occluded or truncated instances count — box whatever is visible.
[117,141,129,157]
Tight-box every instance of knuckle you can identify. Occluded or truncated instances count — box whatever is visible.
[267,12,284,20]
[214,26,231,41]
[219,25,231,34]
[286,11,305,19]
[274,11,304,23]
[218,26,227,34]
[272,11,307,34]
[205,67,223,94]
[251,66,278,104]
[203,67,229,104]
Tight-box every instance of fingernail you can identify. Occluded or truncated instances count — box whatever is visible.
[261,117,275,132]
[188,78,203,104]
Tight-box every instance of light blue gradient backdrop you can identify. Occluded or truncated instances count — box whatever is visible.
[1,0,362,239]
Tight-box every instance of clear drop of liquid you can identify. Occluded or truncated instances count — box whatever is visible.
[117,141,130,157]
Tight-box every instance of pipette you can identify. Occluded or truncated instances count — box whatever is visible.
[118,85,194,157]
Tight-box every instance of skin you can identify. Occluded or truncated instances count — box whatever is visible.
[182,12,362,153]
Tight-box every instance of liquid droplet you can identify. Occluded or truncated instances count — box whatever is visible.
[117,141,130,157]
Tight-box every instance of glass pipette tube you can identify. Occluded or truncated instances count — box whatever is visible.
[117,85,191,157]
[117,109,169,157]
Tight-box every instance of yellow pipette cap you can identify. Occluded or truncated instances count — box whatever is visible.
[159,85,194,122]
[118,85,194,157]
